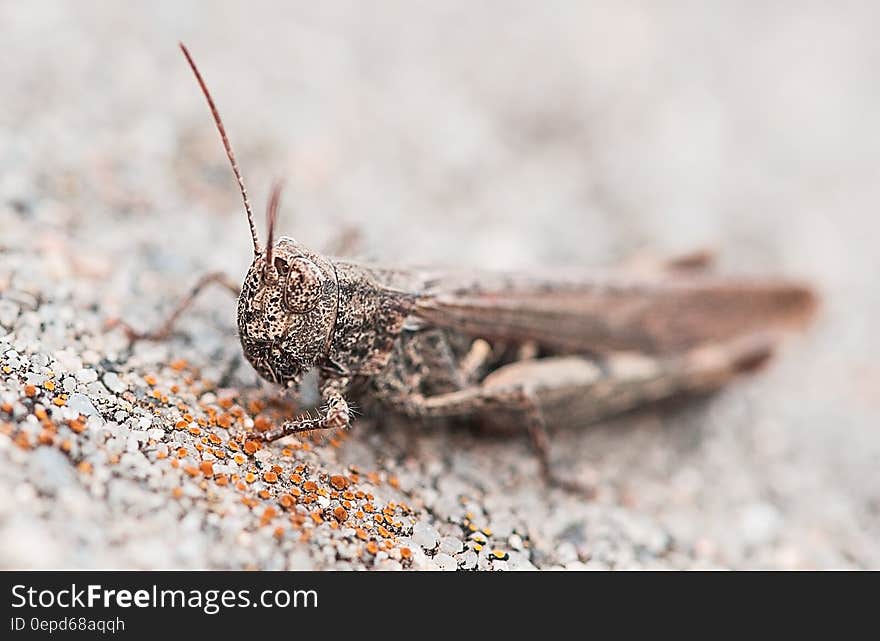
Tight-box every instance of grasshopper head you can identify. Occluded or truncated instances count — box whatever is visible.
[238,235,339,386]
[179,44,339,386]
[237,182,338,386]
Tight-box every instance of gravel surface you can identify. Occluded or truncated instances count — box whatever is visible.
[2,2,879,569]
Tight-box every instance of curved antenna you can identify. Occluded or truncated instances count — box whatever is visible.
[179,42,260,256]
[264,179,284,279]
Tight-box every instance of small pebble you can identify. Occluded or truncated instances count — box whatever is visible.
[458,550,478,570]
[434,553,457,571]
[67,393,98,417]
[28,448,75,496]
[438,536,463,555]
[0,300,19,328]
[53,350,83,372]
[103,372,126,394]
[411,521,439,551]
[76,368,98,383]
[25,373,47,386]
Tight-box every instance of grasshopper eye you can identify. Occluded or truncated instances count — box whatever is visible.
[284,257,324,313]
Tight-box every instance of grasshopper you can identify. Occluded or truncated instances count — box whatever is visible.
[116,44,817,490]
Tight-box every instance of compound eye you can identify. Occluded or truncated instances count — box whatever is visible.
[284,257,324,313]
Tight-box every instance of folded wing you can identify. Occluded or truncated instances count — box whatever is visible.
[411,271,817,354]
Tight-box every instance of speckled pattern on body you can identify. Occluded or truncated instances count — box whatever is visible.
[1,2,879,569]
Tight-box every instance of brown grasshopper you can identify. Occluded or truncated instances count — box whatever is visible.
[115,44,817,490]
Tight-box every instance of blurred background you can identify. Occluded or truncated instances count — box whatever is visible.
[1,1,878,568]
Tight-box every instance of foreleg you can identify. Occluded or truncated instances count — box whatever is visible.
[107,271,239,345]
[245,377,351,441]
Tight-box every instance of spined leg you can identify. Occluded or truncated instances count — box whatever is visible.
[107,271,239,345]
[249,330,476,443]
[383,334,774,423]
[518,390,598,495]
[379,334,776,492]
[245,378,352,442]
[379,383,593,494]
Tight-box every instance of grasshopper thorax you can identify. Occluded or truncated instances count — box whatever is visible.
[237,237,339,386]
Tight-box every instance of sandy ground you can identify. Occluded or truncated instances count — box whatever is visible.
[1,2,879,569]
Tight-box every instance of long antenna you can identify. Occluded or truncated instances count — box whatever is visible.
[264,179,284,279]
[179,42,260,256]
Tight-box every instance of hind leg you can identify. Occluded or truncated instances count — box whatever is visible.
[379,334,776,494]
